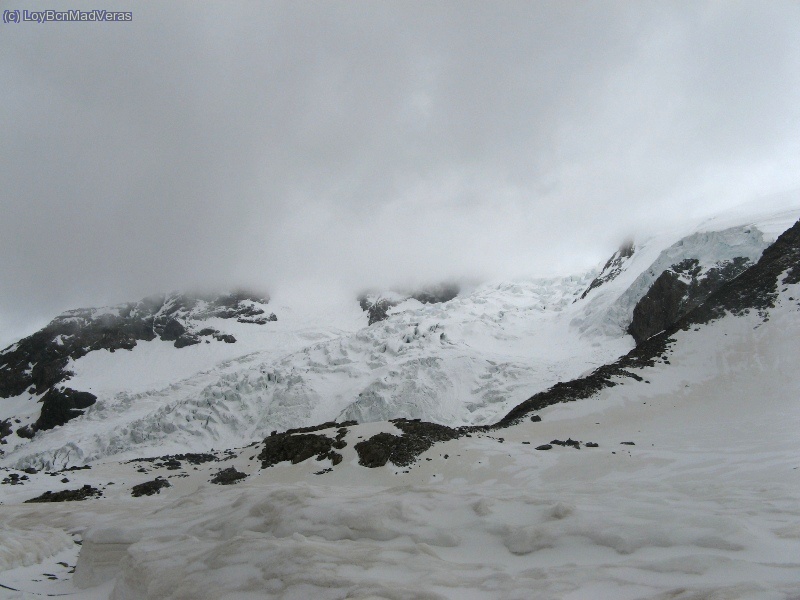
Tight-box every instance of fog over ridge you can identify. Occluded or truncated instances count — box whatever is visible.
[2,1,800,345]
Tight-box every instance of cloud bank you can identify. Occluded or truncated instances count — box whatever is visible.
[2,1,800,342]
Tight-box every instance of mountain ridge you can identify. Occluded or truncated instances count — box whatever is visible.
[1,202,799,470]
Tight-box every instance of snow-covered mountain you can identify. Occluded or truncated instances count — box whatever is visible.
[1,198,799,599]
[2,199,799,471]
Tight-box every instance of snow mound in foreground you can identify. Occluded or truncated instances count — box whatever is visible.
[0,525,73,572]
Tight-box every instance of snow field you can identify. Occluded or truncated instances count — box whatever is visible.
[1,283,799,599]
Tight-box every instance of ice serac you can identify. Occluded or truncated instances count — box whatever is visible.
[358,282,460,325]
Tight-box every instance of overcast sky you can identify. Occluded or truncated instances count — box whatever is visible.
[2,0,800,344]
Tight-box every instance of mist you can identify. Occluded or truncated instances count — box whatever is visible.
[2,0,800,345]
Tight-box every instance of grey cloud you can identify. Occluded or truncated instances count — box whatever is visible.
[1,0,800,344]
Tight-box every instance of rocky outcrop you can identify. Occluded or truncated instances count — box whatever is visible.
[628,257,752,344]
[354,419,460,468]
[131,477,171,497]
[25,484,101,502]
[259,431,345,469]
[579,241,635,300]
[160,319,186,341]
[34,387,97,432]
[359,297,397,326]
[237,312,277,325]
[210,467,247,485]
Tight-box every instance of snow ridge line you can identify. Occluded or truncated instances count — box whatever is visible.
[501,217,800,426]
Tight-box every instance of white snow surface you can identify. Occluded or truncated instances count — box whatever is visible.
[1,277,799,599]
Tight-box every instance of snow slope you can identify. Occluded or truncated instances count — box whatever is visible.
[0,243,798,599]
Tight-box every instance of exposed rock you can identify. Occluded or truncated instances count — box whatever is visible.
[25,485,101,502]
[130,452,218,466]
[628,257,752,344]
[173,334,201,349]
[160,319,186,342]
[131,477,171,497]
[358,297,398,326]
[35,388,97,431]
[197,329,237,343]
[551,438,581,449]
[354,419,460,468]
[210,467,247,485]
[579,241,635,300]
[236,312,276,324]
[258,433,339,468]
[283,420,357,435]
[353,432,397,468]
